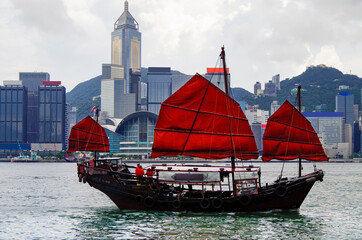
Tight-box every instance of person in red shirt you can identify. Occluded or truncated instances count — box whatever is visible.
[135,164,144,185]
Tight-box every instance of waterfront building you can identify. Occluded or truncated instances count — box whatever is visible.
[344,124,353,157]
[0,82,27,144]
[147,67,172,115]
[111,0,141,94]
[37,81,66,152]
[303,112,344,145]
[245,106,269,125]
[254,82,261,95]
[353,121,361,153]
[0,76,67,156]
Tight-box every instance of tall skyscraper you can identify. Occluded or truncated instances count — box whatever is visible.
[112,0,141,94]
[101,1,140,119]
[335,91,354,126]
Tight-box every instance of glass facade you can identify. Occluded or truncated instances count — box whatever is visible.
[38,86,66,149]
[336,92,354,126]
[147,67,172,115]
[111,1,141,94]
[114,112,157,154]
[303,112,344,145]
[19,72,50,92]
[0,86,27,143]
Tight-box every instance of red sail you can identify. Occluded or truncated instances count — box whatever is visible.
[67,116,110,153]
[262,100,328,162]
[151,74,259,160]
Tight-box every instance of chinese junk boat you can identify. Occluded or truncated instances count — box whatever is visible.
[69,48,327,212]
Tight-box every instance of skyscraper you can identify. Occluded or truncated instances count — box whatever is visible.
[111,0,141,94]
[101,1,140,119]
[335,91,354,126]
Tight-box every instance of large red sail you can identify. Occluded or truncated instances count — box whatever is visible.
[151,74,259,160]
[262,100,328,162]
[67,116,110,153]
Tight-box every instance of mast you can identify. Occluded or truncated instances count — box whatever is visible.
[297,85,302,177]
[94,106,99,161]
[220,46,236,194]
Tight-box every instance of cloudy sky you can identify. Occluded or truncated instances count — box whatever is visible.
[1,0,362,92]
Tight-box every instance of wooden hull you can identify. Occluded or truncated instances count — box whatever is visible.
[79,165,324,212]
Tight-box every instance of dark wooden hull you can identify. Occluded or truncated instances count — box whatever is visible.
[79,165,324,212]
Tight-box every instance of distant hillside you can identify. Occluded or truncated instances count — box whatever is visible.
[242,65,362,112]
[67,75,102,120]
[231,87,253,101]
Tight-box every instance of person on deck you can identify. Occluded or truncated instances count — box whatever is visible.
[135,164,144,185]
[146,167,155,177]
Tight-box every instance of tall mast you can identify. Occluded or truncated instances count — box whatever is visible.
[94,106,99,161]
[220,46,236,194]
[297,85,302,177]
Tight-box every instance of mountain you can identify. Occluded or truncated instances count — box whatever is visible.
[241,65,362,112]
[67,75,102,120]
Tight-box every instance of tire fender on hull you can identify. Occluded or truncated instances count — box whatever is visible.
[144,196,156,208]
[239,194,251,206]
[212,198,223,209]
[200,198,211,209]
[172,199,182,209]
[274,185,288,197]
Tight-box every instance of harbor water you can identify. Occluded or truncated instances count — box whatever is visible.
[0,162,361,239]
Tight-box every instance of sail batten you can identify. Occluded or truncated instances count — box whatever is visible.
[151,74,259,160]
[67,116,110,153]
[262,100,328,162]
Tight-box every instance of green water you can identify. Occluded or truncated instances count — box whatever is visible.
[0,162,361,239]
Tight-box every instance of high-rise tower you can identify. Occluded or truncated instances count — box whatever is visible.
[111,0,141,94]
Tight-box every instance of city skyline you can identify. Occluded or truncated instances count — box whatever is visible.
[1,0,362,93]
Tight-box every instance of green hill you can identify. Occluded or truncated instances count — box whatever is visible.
[241,65,362,112]
[67,75,102,120]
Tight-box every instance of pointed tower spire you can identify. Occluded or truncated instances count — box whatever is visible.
[114,0,138,30]
[124,0,128,12]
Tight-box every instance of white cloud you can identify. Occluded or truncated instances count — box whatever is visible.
[1,0,362,92]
